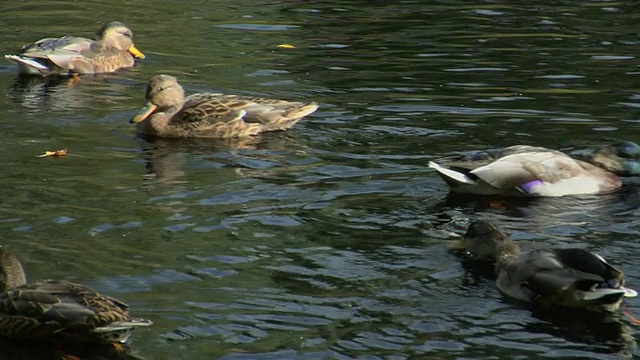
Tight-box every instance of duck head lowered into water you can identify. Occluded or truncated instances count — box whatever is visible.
[461,220,637,312]
[0,247,151,343]
[429,142,640,196]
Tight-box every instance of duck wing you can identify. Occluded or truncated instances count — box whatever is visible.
[20,36,91,55]
[470,151,621,196]
[169,93,317,137]
[500,249,635,310]
[0,280,149,340]
[21,36,93,67]
[227,95,318,130]
[159,93,260,137]
[170,93,248,125]
[0,283,94,338]
[470,151,577,188]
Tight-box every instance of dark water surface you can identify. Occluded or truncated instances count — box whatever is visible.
[1,1,640,359]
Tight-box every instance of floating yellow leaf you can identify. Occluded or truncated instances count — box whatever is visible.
[37,148,67,158]
[278,44,296,49]
[622,303,640,326]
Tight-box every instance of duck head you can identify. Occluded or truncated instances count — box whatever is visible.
[0,247,26,290]
[591,141,640,176]
[130,75,185,125]
[463,220,521,261]
[97,21,145,59]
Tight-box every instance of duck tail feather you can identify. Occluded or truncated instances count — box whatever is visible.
[5,55,49,71]
[428,161,475,185]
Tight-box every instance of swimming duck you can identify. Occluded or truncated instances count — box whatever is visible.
[130,74,319,138]
[5,21,145,76]
[462,220,637,312]
[428,142,640,196]
[0,247,151,342]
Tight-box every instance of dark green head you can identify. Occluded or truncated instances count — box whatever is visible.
[0,247,27,290]
[591,141,640,176]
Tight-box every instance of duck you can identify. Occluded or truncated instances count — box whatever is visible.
[461,220,637,312]
[130,74,319,138]
[0,246,151,343]
[428,142,640,196]
[5,21,145,76]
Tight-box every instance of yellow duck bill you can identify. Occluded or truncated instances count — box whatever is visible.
[128,45,145,59]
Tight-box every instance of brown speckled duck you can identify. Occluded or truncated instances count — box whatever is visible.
[130,74,319,138]
[5,21,145,76]
[461,221,637,312]
[0,247,151,343]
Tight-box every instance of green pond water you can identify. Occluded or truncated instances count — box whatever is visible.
[1,1,640,359]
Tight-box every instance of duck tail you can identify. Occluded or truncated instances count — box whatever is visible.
[94,318,153,333]
[93,318,152,343]
[428,161,476,186]
[5,55,49,75]
[271,102,319,130]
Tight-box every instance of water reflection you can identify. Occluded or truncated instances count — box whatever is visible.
[8,75,71,112]
[1,0,640,359]
[527,307,637,359]
[138,132,310,184]
[435,187,640,241]
[7,73,138,115]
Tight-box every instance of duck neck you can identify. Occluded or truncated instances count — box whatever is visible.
[590,151,623,174]
[136,113,170,137]
[152,113,173,136]
[494,245,520,272]
[0,250,27,290]
[166,103,182,117]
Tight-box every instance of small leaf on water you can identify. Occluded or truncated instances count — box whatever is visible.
[37,149,67,158]
[622,303,640,325]
[278,44,296,49]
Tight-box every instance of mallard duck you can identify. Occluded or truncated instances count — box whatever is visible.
[130,74,319,138]
[461,220,637,312]
[0,247,151,342]
[5,21,145,76]
[428,142,640,196]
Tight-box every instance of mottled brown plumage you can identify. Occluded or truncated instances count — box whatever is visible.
[0,247,151,342]
[5,21,145,76]
[130,74,319,138]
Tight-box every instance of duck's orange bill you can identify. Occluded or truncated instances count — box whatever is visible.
[131,102,158,123]
[128,45,145,59]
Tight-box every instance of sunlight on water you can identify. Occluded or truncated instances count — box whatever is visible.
[0,0,639,359]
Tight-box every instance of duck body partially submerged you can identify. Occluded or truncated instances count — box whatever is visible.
[462,221,637,312]
[430,143,640,196]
